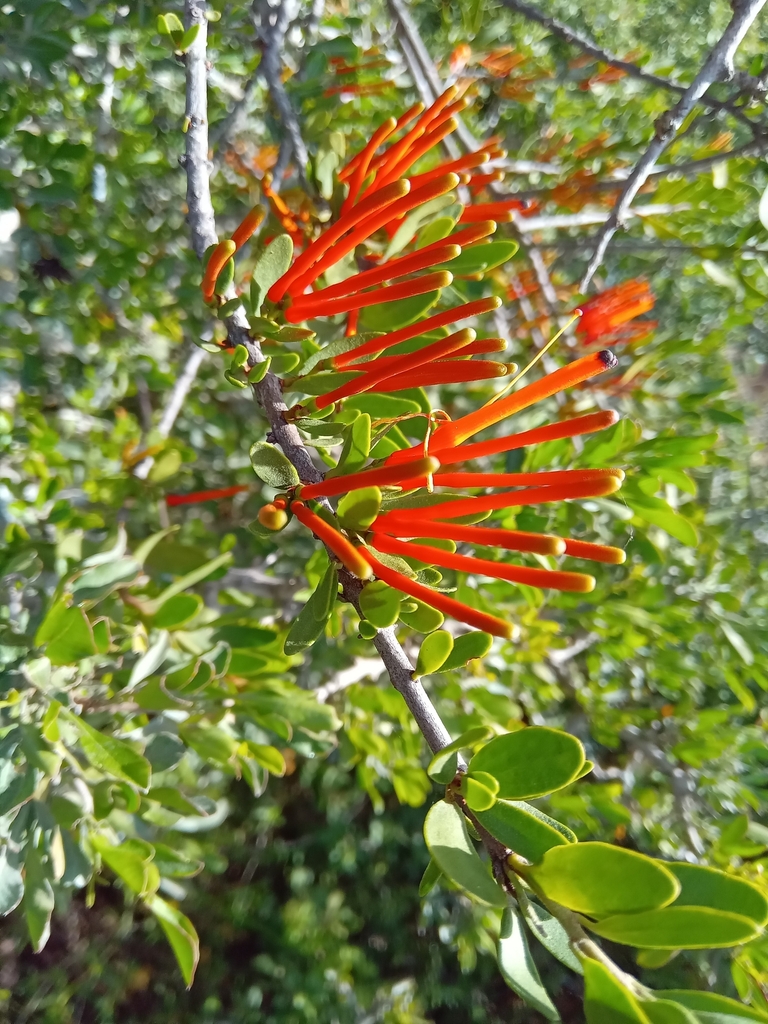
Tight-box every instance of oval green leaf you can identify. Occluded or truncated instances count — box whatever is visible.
[588,906,760,950]
[337,486,381,533]
[360,290,441,333]
[415,629,454,677]
[656,991,768,1022]
[423,800,506,907]
[427,726,491,784]
[639,999,699,1024]
[476,800,571,862]
[498,905,560,1021]
[249,441,300,488]
[665,862,768,925]
[528,843,680,918]
[439,631,493,672]
[468,726,585,800]
[359,579,401,628]
[399,599,444,633]
[461,774,497,812]
[583,959,652,1024]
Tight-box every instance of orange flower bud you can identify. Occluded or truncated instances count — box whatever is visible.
[257,503,289,530]
[201,239,237,303]
[231,206,266,250]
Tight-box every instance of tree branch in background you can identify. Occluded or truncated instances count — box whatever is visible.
[579,0,768,291]
[252,0,312,191]
[181,0,457,758]
[498,0,768,137]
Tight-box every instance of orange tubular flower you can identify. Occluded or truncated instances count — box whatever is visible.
[231,206,266,250]
[285,173,461,299]
[315,327,479,407]
[378,360,511,390]
[359,549,515,639]
[340,116,398,213]
[166,485,250,507]
[460,200,535,223]
[291,501,372,580]
[317,328,478,408]
[334,295,502,367]
[298,456,440,500]
[563,538,626,564]
[285,270,453,324]
[375,476,622,528]
[373,520,566,556]
[201,239,236,303]
[372,534,596,593]
[429,351,618,450]
[576,279,655,346]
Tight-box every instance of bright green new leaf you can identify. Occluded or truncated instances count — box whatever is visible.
[249,441,300,488]
[146,895,200,987]
[284,564,339,654]
[251,235,293,314]
[414,629,454,677]
[337,486,381,532]
[665,861,768,925]
[468,726,585,799]
[588,906,760,949]
[657,991,768,1022]
[36,602,97,665]
[359,579,401,628]
[427,726,491,784]
[151,594,203,629]
[91,836,157,896]
[399,599,444,633]
[498,905,560,1021]
[475,799,571,862]
[128,633,170,689]
[528,843,680,917]
[329,414,371,476]
[439,240,518,275]
[68,713,151,790]
[439,631,494,672]
[519,898,583,974]
[179,722,238,767]
[423,800,506,907]
[583,959,652,1024]
[461,773,498,812]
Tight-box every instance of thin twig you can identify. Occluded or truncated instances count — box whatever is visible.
[579,0,768,292]
[519,202,692,232]
[498,0,767,137]
[182,0,454,760]
[252,0,312,191]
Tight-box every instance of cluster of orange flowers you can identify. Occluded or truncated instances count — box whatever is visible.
[191,86,657,636]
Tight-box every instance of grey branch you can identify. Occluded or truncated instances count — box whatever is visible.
[520,202,692,232]
[182,0,454,759]
[579,0,767,292]
[498,0,766,135]
[252,0,311,190]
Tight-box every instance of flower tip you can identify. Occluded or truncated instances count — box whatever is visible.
[551,538,567,555]
[580,575,597,593]
[598,349,619,370]
[613,549,627,565]
[425,456,441,474]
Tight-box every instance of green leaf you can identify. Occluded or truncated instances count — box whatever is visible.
[439,241,518,275]
[0,848,24,915]
[148,787,207,817]
[498,905,560,1021]
[176,24,199,52]
[91,836,157,896]
[36,602,97,665]
[423,800,506,907]
[468,727,585,799]
[141,551,233,615]
[657,991,768,1022]
[623,485,699,546]
[251,235,293,314]
[244,742,286,776]
[639,1000,700,1024]
[23,842,54,953]
[284,564,339,654]
[359,579,402,628]
[583,959,652,1024]
[418,857,443,897]
[179,722,238,767]
[128,633,169,688]
[528,843,680,918]
[67,712,151,790]
[519,898,583,974]
[461,772,498,811]
[475,799,571,861]
[427,726,491,783]
[146,895,200,987]
[439,631,493,671]
[0,766,37,816]
[415,629,454,677]
[151,594,203,629]
[665,862,768,925]
[399,600,444,633]
[337,486,381,532]
[249,441,300,488]
[329,414,371,476]
[345,393,421,419]
[70,558,140,603]
[360,291,441,333]
[418,215,458,246]
[588,907,760,949]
